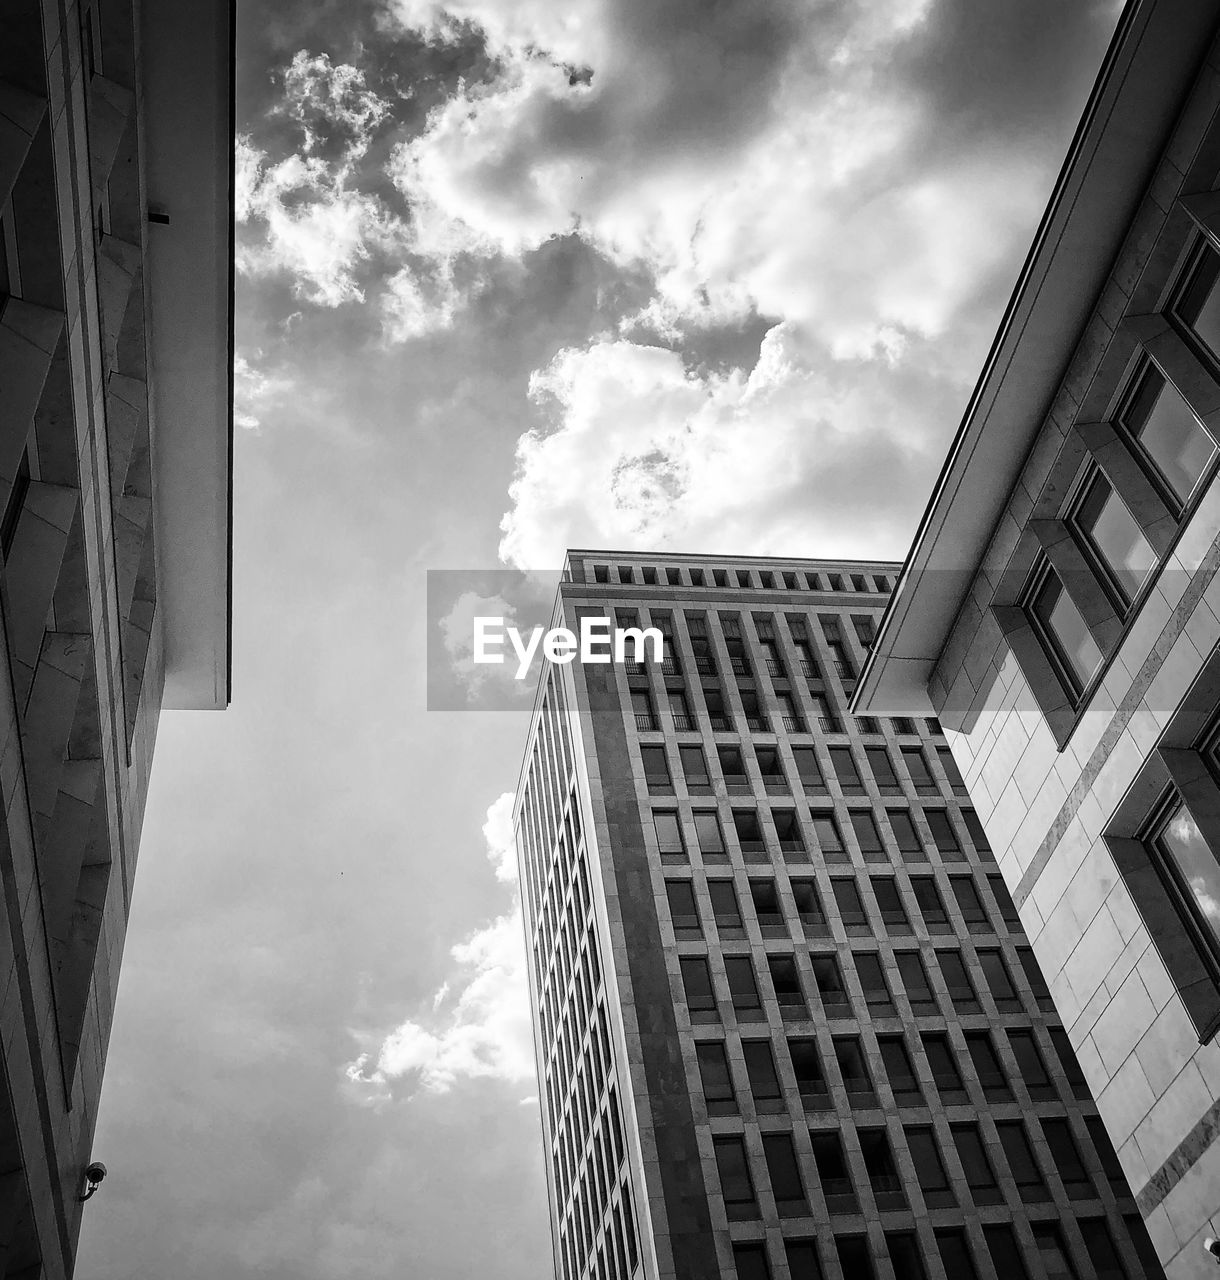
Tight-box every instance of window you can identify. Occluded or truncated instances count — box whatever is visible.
[725,956,764,1020]
[767,955,807,1016]
[937,951,979,1011]
[773,810,805,859]
[704,687,731,731]
[830,748,864,794]
[1049,1027,1090,1099]
[852,615,877,648]
[733,810,766,859]
[866,747,901,794]
[1119,363,1216,508]
[1007,1030,1054,1101]
[871,878,910,933]
[950,878,988,931]
[905,1126,953,1208]
[680,745,711,793]
[811,692,839,732]
[1042,1118,1093,1199]
[860,1129,903,1207]
[834,1036,875,1106]
[680,957,717,1020]
[936,746,969,796]
[1078,1220,1126,1280]
[879,1036,923,1105]
[895,952,938,1015]
[719,745,748,791]
[901,748,937,794]
[1173,238,1220,360]
[654,812,686,859]
[833,1238,874,1279]
[749,879,786,934]
[986,874,1020,927]
[854,952,895,1016]
[810,812,846,861]
[978,949,1021,1012]
[888,810,924,860]
[594,563,609,583]
[642,746,673,792]
[935,1231,978,1280]
[709,880,743,933]
[732,1242,772,1280]
[925,810,963,860]
[788,1038,830,1108]
[665,880,701,936]
[962,810,992,853]
[696,1041,737,1115]
[811,955,850,1015]
[997,1121,1049,1202]
[812,1132,856,1213]
[742,1039,783,1109]
[792,747,827,794]
[951,1123,1001,1205]
[668,690,695,731]
[694,812,726,860]
[740,688,768,731]
[714,1136,758,1219]
[631,689,658,731]
[851,812,887,864]
[1028,564,1102,695]
[984,1227,1030,1280]
[1149,797,1220,959]
[832,879,869,934]
[1086,1115,1128,1194]
[790,879,829,936]
[1016,946,1055,1011]
[755,746,786,791]
[964,1032,1010,1101]
[762,1132,806,1214]
[923,1034,966,1103]
[1070,470,1156,604]
[1031,1224,1078,1279]
[783,1241,824,1280]
[776,691,804,732]
[911,877,951,933]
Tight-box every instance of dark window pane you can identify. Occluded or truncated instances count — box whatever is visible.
[1031,569,1102,693]
[696,1041,736,1114]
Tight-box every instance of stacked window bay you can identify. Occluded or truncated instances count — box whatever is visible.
[515,553,1161,1280]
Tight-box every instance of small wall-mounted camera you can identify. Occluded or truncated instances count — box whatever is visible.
[80,1161,107,1202]
[1204,1237,1220,1263]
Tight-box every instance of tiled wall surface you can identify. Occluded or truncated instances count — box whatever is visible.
[929,37,1220,1280]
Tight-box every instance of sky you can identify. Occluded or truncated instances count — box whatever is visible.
[76,1,1123,1276]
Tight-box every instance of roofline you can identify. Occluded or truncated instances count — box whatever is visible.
[855,0,1220,715]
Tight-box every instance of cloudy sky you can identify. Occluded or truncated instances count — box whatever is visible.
[76,1,1121,1276]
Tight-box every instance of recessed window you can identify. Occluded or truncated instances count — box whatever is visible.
[708,880,743,933]
[851,812,887,864]
[1119,363,1216,508]
[950,1122,1000,1206]
[810,812,847,862]
[788,1037,830,1108]
[905,1126,952,1209]
[665,880,700,936]
[1070,470,1157,604]
[1028,565,1102,695]
[725,956,764,1019]
[695,1041,737,1115]
[680,956,717,1020]
[653,811,685,859]
[743,1039,784,1109]
[1174,239,1220,365]
[1150,797,1220,959]
[714,1135,758,1219]
[732,1242,771,1280]
[763,1131,807,1214]
[694,811,726,859]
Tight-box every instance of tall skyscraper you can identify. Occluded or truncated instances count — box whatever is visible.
[0,1,232,1274]
[515,551,1163,1280]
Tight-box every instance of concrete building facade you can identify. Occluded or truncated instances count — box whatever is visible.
[854,2,1220,1275]
[515,551,1160,1280]
[0,0,232,1274]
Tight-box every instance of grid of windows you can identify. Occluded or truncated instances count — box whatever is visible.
[520,562,1156,1280]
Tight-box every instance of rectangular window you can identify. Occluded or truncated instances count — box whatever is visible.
[902,748,938,794]
[951,1123,1001,1206]
[680,957,717,1020]
[1007,1030,1054,1101]
[979,949,1021,1012]
[665,880,701,936]
[714,1136,758,1220]
[755,746,786,791]
[855,952,896,1016]
[986,874,1020,927]
[642,745,673,792]
[694,811,726,859]
[935,1231,979,1280]
[984,1227,1030,1280]
[888,810,924,860]
[833,1238,874,1279]
[654,811,686,859]
[810,812,847,862]
[1078,1220,1126,1280]
[936,746,969,796]
[696,1041,737,1115]
[631,689,658,731]
[950,878,989,930]
[997,1121,1049,1202]
[783,1241,825,1280]
[718,744,748,791]
[749,879,786,934]
[762,1132,807,1214]
[880,1036,923,1106]
[860,1129,904,1207]
[768,954,807,1016]
[937,951,979,1011]
[964,1032,1010,1101]
[792,746,827,794]
[1016,946,1055,1011]
[1031,1224,1078,1279]
[733,810,766,858]
[871,877,910,933]
[740,688,768,731]
[851,812,887,864]
[895,952,938,1015]
[1049,1027,1090,1100]
[708,880,743,933]
[1070,469,1156,605]
[925,810,963,859]
[834,1036,875,1106]
[704,687,731,731]
[742,1039,783,1109]
[790,879,829,936]
[773,810,805,859]
[905,1126,953,1209]
[1042,1118,1093,1200]
[788,1038,829,1108]
[1028,563,1103,696]
[911,877,952,933]
[1119,362,1216,509]
[923,1033,966,1103]
[1172,238,1220,361]
[680,745,711,793]
[1149,797,1220,963]
[732,1242,772,1280]
[1086,1115,1129,1195]
[725,956,764,1020]
[962,810,992,853]
[830,747,864,794]
[813,1133,857,1214]
[832,879,869,934]
[668,689,695,731]
[811,954,850,1016]
[866,747,901,794]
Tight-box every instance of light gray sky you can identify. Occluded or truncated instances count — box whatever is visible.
[77,1,1121,1275]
